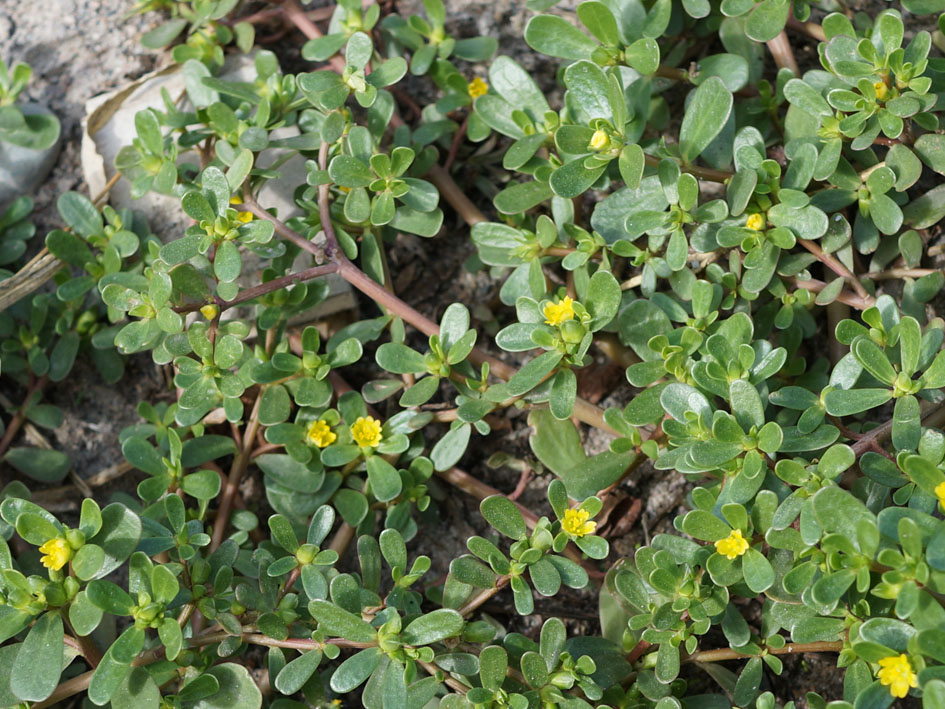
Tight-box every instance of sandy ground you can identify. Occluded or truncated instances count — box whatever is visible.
[1,0,161,233]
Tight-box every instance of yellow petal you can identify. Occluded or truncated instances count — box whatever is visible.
[307,419,337,448]
[589,129,609,151]
[351,416,383,448]
[746,213,765,231]
[468,77,489,99]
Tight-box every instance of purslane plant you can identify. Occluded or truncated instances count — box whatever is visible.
[6,0,945,707]
[0,58,60,151]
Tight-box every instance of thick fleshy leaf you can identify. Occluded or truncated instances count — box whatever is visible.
[10,612,63,702]
[308,600,376,643]
[679,77,733,164]
[524,15,598,60]
[401,609,465,645]
[823,388,892,416]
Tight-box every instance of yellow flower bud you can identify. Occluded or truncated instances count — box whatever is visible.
[745,213,765,231]
[873,81,889,101]
[65,529,85,550]
[295,544,317,565]
[589,129,610,151]
[200,304,219,321]
[559,319,586,344]
[229,196,254,223]
[935,480,945,509]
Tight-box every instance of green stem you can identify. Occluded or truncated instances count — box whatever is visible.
[653,65,691,82]
[684,640,843,663]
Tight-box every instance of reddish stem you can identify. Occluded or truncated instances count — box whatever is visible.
[0,375,48,459]
[210,392,262,551]
[798,238,873,304]
[684,640,843,663]
[444,115,469,172]
[791,277,874,310]
[626,639,652,664]
[175,263,338,313]
[765,30,800,76]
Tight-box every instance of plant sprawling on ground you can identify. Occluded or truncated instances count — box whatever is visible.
[5,0,945,706]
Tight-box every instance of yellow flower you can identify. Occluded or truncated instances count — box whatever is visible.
[307,419,337,448]
[543,296,575,326]
[351,416,383,448]
[935,480,945,509]
[714,529,749,560]
[877,654,917,699]
[745,213,765,231]
[468,77,489,99]
[200,303,219,321]
[874,81,889,101]
[589,129,610,151]
[562,508,597,537]
[39,537,73,571]
[229,196,254,223]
